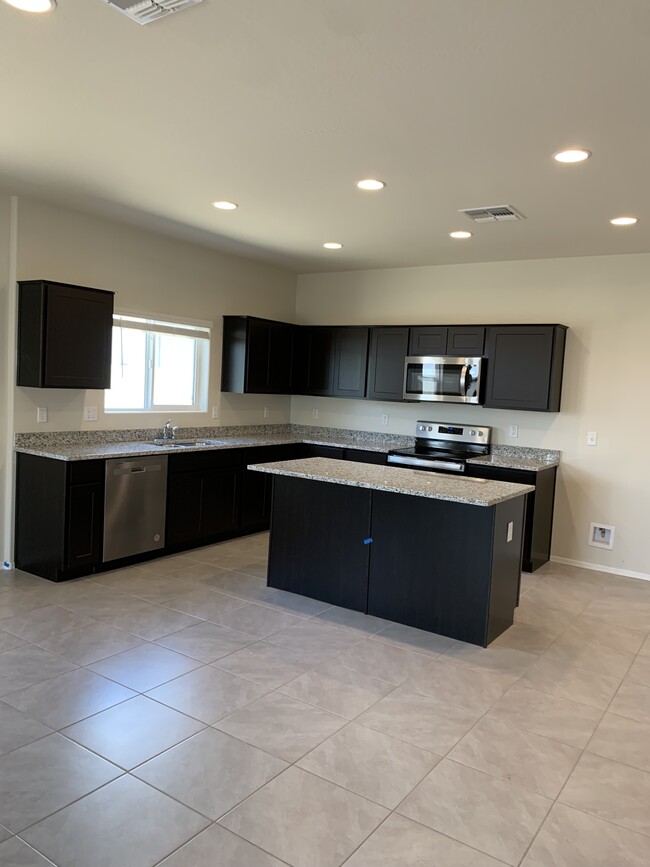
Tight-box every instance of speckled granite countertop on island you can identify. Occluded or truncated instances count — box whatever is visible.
[249,457,534,506]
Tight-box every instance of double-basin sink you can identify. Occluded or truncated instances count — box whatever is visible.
[149,438,231,448]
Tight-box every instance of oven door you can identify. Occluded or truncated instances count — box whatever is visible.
[387,453,466,473]
[403,356,483,404]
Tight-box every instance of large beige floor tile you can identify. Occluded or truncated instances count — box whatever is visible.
[196,569,275,603]
[258,588,332,616]
[370,622,457,656]
[94,602,203,640]
[0,590,50,620]
[266,618,364,665]
[3,668,135,729]
[609,679,650,723]
[449,716,580,798]
[146,665,268,724]
[626,653,650,686]
[0,605,96,642]
[298,722,439,808]
[160,587,249,620]
[220,766,388,867]
[213,640,313,689]
[357,685,481,753]
[155,620,255,662]
[314,605,390,636]
[159,824,287,866]
[0,630,27,654]
[522,802,650,867]
[543,632,635,678]
[215,691,346,761]
[0,733,121,832]
[334,636,435,684]
[487,683,602,748]
[406,656,517,712]
[280,663,395,719]
[21,775,209,867]
[586,712,650,772]
[398,759,551,866]
[520,656,621,709]
[62,695,204,769]
[0,645,78,697]
[345,813,506,867]
[35,621,143,665]
[0,836,58,866]
[87,643,202,692]
[134,728,287,819]
[561,616,647,654]
[0,701,53,757]
[440,642,538,677]
[209,602,303,638]
[560,752,650,837]
[490,621,559,654]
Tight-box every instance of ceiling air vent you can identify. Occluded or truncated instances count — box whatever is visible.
[459,205,526,223]
[103,0,203,25]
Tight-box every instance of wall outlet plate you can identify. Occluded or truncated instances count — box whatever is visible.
[508,424,518,438]
[381,414,389,426]
[36,406,48,423]
[83,406,98,421]
[263,406,270,418]
[588,522,615,549]
[312,408,319,419]
[211,406,220,419]
[587,431,598,446]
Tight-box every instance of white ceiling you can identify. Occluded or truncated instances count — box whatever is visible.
[1,0,649,272]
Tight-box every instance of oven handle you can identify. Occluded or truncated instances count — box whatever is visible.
[459,363,468,396]
[387,455,465,473]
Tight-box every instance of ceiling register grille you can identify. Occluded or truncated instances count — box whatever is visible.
[459,205,526,223]
[103,0,204,25]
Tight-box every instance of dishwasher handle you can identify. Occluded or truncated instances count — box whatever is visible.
[111,463,164,476]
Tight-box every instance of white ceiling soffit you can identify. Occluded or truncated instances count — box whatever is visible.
[1,0,649,273]
[103,0,203,26]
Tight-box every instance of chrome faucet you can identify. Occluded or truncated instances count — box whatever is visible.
[161,419,174,440]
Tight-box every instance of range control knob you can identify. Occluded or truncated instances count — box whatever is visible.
[427,426,433,431]
[470,430,476,436]
[478,431,484,437]
[418,425,425,431]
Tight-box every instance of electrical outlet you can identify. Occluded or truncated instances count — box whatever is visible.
[508,424,519,438]
[83,406,98,421]
[211,406,220,419]
[36,406,48,423]
[263,406,270,418]
[381,414,389,426]
[587,431,598,446]
[312,408,319,420]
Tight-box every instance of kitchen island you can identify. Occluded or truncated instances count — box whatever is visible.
[250,458,534,647]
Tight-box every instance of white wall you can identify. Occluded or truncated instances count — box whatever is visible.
[13,197,297,433]
[0,194,13,568]
[294,255,650,578]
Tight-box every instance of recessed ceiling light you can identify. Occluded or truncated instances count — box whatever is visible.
[449,231,472,239]
[553,148,591,163]
[610,216,638,226]
[323,242,343,249]
[1,0,55,11]
[212,201,238,210]
[356,179,386,191]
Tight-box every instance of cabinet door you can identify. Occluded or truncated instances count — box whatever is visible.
[44,284,113,388]
[267,321,294,393]
[331,328,369,398]
[296,327,335,395]
[166,470,205,544]
[65,482,104,570]
[366,327,409,401]
[408,326,448,356]
[201,466,240,536]
[484,325,566,411]
[245,319,294,394]
[446,326,485,356]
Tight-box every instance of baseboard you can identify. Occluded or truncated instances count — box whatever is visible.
[550,556,650,583]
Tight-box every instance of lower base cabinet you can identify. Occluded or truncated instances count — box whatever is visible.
[267,475,525,646]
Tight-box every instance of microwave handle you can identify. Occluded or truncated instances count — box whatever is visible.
[459,364,468,396]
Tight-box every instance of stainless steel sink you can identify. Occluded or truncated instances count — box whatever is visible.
[148,438,227,448]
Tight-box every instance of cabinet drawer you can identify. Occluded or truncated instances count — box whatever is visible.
[68,459,105,485]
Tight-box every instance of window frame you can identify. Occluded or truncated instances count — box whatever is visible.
[104,310,211,414]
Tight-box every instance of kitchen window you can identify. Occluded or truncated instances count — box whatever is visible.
[104,312,210,412]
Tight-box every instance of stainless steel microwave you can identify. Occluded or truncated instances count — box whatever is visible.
[403,356,483,404]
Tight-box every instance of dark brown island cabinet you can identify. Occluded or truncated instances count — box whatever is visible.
[266,474,527,647]
[17,280,114,389]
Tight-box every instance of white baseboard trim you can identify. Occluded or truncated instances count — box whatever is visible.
[550,556,650,583]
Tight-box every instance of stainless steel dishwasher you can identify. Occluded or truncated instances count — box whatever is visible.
[103,456,168,562]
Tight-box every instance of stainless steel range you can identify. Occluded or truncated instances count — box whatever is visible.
[388,420,491,473]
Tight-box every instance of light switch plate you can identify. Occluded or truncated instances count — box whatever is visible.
[36,406,48,423]
[381,414,389,426]
[312,408,319,419]
[508,424,518,438]
[211,406,220,419]
[587,431,598,446]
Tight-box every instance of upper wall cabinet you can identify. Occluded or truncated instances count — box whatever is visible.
[221,316,295,395]
[408,325,485,357]
[17,280,114,389]
[483,325,567,412]
[367,326,410,402]
[293,326,369,398]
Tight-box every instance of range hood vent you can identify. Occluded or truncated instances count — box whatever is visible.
[103,0,203,25]
[459,205,526,223]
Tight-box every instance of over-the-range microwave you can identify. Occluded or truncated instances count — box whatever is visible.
[403,355,484,404]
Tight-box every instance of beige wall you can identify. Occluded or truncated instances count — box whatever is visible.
[13,197,297,433]
[0,194,13,568]
[294,255,650,578]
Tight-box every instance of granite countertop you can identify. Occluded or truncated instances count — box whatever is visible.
[14,432,408,462]
[249,457,535,507]
[467,453,559,472]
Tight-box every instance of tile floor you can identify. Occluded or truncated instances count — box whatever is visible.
[0,533,649,866]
